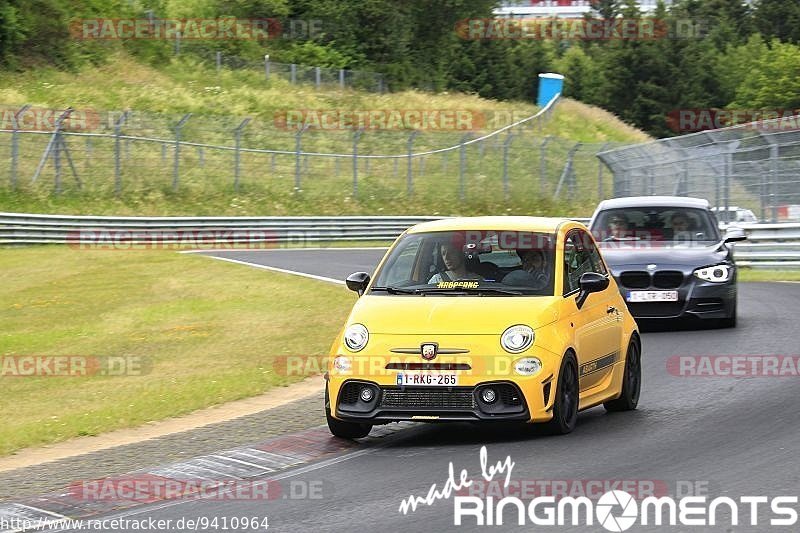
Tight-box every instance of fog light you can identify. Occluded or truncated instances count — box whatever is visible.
[360,387,374,402]
[481,388,497,403]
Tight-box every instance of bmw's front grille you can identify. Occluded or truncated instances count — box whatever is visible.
[380,388,476,409]
[620,271,650,289]
[653,271,684,289]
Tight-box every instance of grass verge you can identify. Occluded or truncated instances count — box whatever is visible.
[0,247,353,456]
[738,269,800,282]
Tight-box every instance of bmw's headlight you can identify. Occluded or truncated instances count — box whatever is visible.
[694,264,733,283]
[343,324,369,352]
[501,325,534,353]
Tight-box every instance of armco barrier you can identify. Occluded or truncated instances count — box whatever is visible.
[0,213,797,269]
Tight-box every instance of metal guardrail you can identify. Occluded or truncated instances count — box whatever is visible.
[1,213,798,268]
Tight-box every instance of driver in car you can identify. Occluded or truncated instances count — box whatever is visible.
[428,241,484,283]
[502,249,550,289]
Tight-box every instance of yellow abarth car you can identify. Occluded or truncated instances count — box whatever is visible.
[325,217,641,438]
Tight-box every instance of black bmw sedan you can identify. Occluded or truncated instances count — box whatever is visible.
[588,196,746,327]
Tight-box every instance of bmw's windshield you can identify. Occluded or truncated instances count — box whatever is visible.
[370,230,556,296]
[590,207,721,244]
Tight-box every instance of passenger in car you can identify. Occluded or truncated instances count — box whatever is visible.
[502,249,550,290]
[428,241,484,283]
[606,213,632,239]
[670,211,694,241]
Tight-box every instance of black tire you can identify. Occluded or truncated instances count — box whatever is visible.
[325,386,372,439]
[604,335,641,412]
[718,301,737,328]
[545,352,579,435]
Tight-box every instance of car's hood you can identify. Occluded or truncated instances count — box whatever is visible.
[597,241,730,270]
[347,294,561,335]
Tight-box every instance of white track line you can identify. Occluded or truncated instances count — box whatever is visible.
[179,247,386,254]
[200,255,344,285]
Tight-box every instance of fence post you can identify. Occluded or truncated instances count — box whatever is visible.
[294,124,309,191]
[114,111,129,196]
[339,69,345,89]
[315,67,321,89]
[459,133,472,200]
[216,51,222,74]
[31,108,77,193]
[539,136,551,195]
[596,142,609,201]
[502,133,514,201]
[233,117,251,192]
[264,55,270,81]
[406,130,419,197]
[553,142,580,200]
[723,150,732,223]
[175,31,181,55]
[10,104,30,190]
[769,142,778,222]
[352,128,364,196]
[172,113,191,192]
[290,64,297,84]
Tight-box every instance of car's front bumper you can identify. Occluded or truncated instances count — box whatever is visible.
[618,276,736,320]
[327,347,563,424]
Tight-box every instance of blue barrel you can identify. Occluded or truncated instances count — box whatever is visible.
[537,73,564,107]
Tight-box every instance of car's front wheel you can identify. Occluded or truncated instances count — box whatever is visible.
[546,351,579,435]
[325,386,372,439]
[604,335,641,412]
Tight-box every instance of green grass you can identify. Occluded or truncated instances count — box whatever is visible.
[738,269,800,281]
[0,247,354,456]
[0,53,648,218]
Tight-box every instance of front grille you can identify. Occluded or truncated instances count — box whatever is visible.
[380,388,476,409]
[339,382,361,405]
[620,271,650,289]
[497,384,523,406]
[653,271,684,289]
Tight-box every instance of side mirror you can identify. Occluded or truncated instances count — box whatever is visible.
[576,272,609,309]
[346,272,371,296]
[723,226,747,244]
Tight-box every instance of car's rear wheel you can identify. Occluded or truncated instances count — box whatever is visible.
[546,352,579,435]
[604,335,641,412]
[325,386,372,439]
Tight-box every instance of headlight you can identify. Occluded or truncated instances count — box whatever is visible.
[343,324,369,352]
[514,357,542,376]
[694,264,733,283]
[501,325,534,353]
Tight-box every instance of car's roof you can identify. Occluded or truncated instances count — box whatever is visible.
[596,196,710,210]
[406,216,575,234]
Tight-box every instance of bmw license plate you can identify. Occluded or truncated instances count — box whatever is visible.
[627,290,679,302]
[396,372,458,387]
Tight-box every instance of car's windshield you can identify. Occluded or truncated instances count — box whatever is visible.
[371,230,557,296]
[590,207,720,243]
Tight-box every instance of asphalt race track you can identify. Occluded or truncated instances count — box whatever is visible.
[16,250,800,532]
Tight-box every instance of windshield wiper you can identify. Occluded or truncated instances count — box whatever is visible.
[603,235,641,242]
[370,286,421,294]
[415,287,523,296]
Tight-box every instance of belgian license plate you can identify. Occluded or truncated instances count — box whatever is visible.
[627,290,679,302]
[396,372,458,387]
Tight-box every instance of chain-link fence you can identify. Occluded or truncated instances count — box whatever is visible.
[0,98,632,210]
[598,116,800,222]
[184,47,387,93]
